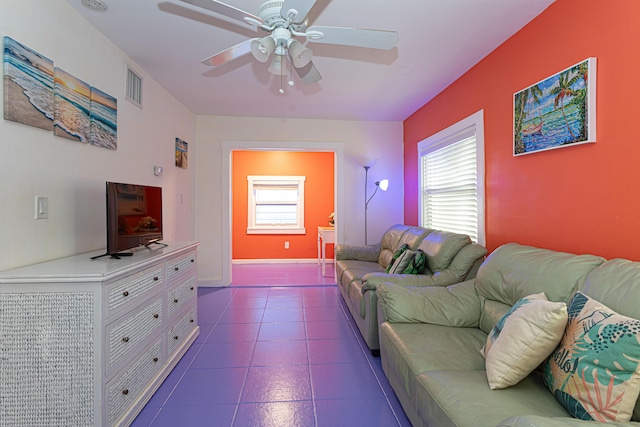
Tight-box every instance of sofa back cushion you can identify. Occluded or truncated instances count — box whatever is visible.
[378,225,430,268]
[417,230,471,273]
[475,243,605,334]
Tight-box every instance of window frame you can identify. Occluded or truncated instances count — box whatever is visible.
[417,110,485,245]
[246,175,306,235]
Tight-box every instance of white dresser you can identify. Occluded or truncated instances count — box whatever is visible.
[0,241,200,427]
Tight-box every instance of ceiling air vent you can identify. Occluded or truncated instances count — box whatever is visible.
[125,65,142,108]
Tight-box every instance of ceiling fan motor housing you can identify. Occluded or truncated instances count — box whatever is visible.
[258,1,286,26]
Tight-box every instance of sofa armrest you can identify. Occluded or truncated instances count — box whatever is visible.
[497,415,640,427]
[361,271,443,293]
[335,243,380,262]
[376,280,481,327]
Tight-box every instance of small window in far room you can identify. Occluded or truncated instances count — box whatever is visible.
[247,176,306,234]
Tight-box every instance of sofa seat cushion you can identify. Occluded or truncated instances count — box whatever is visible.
[337,260,385,290]
[379,322,487,399]
[415,370,569,427]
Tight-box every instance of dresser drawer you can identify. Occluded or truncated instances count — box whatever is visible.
[106,297,163,375]
[107,338,164,426]
[105,268,164,318]
[167,276,196,319]
[167,306,197,358]
[166,251,197,282]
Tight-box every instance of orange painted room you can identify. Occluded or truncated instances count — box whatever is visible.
[232,150,335,261]
[404,0,640,261]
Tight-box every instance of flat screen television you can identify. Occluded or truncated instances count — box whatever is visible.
[101,181,164,258]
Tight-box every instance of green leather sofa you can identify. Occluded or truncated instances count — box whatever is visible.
[376,243,640,427]
[335,224,487,354]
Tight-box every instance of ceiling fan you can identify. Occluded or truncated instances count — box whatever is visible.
[179,0,398,86]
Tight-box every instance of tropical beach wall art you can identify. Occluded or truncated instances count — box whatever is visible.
[3,36,54,131]
[3,36,117,149]
[513,57,596,156]
[54,67,90,142]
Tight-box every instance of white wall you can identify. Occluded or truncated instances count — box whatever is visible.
[0,0,196,270]
[195,116,404,285]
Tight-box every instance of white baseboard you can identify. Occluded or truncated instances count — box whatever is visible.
[232,258,334,265]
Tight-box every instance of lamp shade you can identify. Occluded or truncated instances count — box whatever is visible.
[288,40,312,68]
[251,36,276,63]
[378,179,389,191]
[267,54,285,75]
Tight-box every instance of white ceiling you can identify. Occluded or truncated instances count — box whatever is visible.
[65,0,555,121]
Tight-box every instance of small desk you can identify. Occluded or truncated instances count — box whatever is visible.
[317,226,335,277]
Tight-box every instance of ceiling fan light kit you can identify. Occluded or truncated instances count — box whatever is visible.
[180,0,398,90]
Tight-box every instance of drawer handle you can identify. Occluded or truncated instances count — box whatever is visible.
[122,337,129,343]
[190,319,194,323]
[173,335,179,340]
[122,389,129,395]
[153,357,159,363]
[190,287,194,291]
[122,291,129,297]
[174,267,179,271]
[174,298,179,303]
[190,259,194,263]
[153,276,159,281]
[153,313,159,319]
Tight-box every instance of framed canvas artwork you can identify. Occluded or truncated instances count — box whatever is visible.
[514,57,596,156]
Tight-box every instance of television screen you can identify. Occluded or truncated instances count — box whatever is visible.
[106,182,163,256]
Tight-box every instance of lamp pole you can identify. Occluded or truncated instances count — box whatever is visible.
[364,166,370,245]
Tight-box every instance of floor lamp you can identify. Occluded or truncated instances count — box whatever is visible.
[363,163,389,245]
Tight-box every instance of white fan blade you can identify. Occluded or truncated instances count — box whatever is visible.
[180,0,262,25]
[281,0,317,24]
[295,61,322,84]
[201,39,255,66]
[307,26,398,50]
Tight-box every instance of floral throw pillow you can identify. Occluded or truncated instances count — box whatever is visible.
[543,291,640,422]
[482,293,567,389]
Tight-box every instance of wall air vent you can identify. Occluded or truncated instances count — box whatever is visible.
[125,65,143,108]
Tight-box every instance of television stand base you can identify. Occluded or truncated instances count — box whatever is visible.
[145,239,168,249]
[90,252,134,260]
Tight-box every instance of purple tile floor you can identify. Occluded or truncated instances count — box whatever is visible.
[131,263,411,427]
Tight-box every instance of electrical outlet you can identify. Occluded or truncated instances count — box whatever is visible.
[284,241,289,249]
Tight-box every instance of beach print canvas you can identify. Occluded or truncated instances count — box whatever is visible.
[176,138,188,169]
[514,58,596,156]
[90,86,117,150]
[3,36,54,131]
[54,67,90,142]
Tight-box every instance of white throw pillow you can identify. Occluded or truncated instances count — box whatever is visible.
[483,292,568,389]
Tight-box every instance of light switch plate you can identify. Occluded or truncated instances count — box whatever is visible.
[35,196,48,220]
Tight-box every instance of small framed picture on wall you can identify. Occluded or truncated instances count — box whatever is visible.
[175,137,188,169]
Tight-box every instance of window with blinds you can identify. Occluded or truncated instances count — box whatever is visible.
[247,176,306,234]
[418,110,485,245]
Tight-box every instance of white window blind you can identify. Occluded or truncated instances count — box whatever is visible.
[418,110,485,245]
[254,184,298,225]
[247,176,306,234]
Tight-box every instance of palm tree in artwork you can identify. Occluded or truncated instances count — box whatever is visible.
[550,70,579,143]
[514,85,543,154]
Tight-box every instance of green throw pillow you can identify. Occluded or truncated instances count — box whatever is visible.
[543,291,640,422]
[388,250,415,274]
[402,249,428,274]
[386,243,409,273]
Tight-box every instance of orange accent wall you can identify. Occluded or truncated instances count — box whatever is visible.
[232,150,335,260]
[405,0,640,260]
